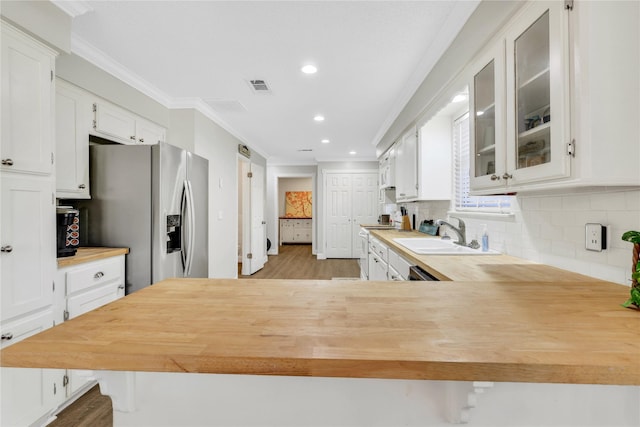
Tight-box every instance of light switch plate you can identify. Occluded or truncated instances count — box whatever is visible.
[585,223,607,252]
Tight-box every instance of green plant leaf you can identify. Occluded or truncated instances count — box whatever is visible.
[621,230,640,244]
[621,286,640,309]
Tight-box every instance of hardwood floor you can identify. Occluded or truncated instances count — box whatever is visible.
[53,244,360,426]
[239,244,360,279]
[49,385,112,427]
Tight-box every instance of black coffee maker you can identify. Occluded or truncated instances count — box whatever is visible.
[56,206,79,257]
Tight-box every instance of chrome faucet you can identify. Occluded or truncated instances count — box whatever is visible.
[435,217,466,246]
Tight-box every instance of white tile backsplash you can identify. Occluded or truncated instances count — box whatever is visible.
[413,188,640,285]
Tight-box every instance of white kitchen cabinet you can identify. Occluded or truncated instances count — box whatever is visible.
[56,255,125,396]
[468,1,639,194]
[1,22,55,175]
[279,219,312,244]
[503,1,570,187]
[0,21,60,427]
[394,128,418,201]
[417,115,452,200]
[93,100,166,145]
[378,147,395,189]
[470,1,570,193]
[469,0,639,194]
[469,42,507,191]
[393,117,452,202]
[388,248,411,281]
[368,237,388,281]
[1,174,55,323]
[55,79,92,199]
[1,367,66,427]
[0,311,66,427]
[135,116,167,145]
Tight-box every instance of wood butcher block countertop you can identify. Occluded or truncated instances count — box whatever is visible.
[1,278,638,385]
[369,229,605,282]
[57,247,129,268]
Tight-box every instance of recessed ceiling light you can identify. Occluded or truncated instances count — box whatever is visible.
[452,94,467,103]
[301,64,317,74]
[349,150,356,155]
[321,139,330,144]
[314,115,325,122]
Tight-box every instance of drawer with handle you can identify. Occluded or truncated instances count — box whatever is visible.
[1,308,53,349]
[65,256,124,295]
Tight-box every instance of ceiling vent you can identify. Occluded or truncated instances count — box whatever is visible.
[248,79,272,94]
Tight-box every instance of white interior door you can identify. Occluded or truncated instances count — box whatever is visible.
[325,173,352,258]
[351,173,378,256]
[242,162,266,275]
[250,163,266,271]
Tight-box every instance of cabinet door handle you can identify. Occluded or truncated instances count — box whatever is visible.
[130,135,136,141]
[490,174,500,181]
[94,271,104,279]
[78,184,86,189]
[1,333,13,340]
[1,158,14,166]
[1,245,13,253]
[138,138,144,143]
[118,285,125,290]
[502,173,513,180]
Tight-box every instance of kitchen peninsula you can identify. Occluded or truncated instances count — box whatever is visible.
[1,271,638,426]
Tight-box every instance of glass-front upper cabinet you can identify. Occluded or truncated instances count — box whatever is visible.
[505,1,570,186]
[470,1,570,193]
[469,43,506,191]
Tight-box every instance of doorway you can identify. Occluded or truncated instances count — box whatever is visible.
[238,156,266,276]
[274,174,315,253]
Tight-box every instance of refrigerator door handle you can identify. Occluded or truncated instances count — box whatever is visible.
[181,180,190,276]
[185,180,196,276]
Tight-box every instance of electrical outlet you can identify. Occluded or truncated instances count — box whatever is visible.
[585,223,607,252]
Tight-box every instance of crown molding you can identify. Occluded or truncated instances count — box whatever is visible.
[71,34,270,161]
[51,0,93,17]
[72,34,173,107]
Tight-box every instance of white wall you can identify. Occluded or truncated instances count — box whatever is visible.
[278,177,313,218]
[193,111,266,279]
[407,189,640,285]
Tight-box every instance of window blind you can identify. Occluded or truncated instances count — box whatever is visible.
[453,113,512,211]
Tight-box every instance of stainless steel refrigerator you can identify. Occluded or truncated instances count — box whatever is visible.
[79,142,208,294]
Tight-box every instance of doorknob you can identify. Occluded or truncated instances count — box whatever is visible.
[1,245,13,253]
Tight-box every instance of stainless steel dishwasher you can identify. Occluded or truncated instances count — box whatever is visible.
[408,265,439,281]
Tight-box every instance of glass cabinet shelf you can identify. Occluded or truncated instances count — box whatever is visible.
[477,144,496,155]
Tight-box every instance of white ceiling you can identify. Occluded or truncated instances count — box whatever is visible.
[59,1,479,164]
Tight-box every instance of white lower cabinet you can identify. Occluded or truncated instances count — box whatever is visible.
[388,249,411,281]
[1,367,66,427]
[56,255,126,395]
[368,237,389,281]
[367,243,412,282]
[279,218,312,244]
[1,307,67,426]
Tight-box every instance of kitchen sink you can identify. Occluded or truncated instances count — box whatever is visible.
[393,238,499,255]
